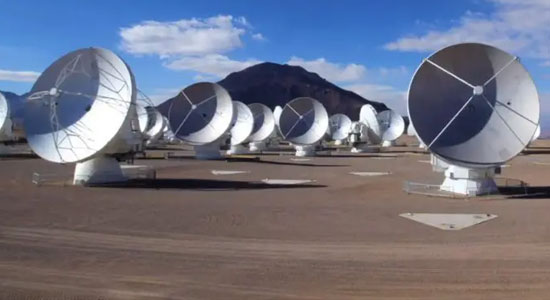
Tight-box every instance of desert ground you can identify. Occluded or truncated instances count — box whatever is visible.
[2,137,550,299]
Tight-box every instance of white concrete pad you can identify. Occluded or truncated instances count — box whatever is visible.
[399,213,498,231]
[291,158,312,162]
[418,160,431,164]
[261,179,316,185]
[211,170,250,175]
[349,171,391,177]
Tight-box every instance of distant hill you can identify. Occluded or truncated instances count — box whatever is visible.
[157,62,388,120]
[217,62,387,120]
[0,90,25,119]
[0,90,22,101]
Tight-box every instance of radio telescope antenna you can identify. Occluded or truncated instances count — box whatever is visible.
[136,90,165,146]
[136,90,154,138]
[408,42,539,195]
[166,82,233,159]
[349,121,376,153]
[160,116,177,144]
[359,104,382,144]
[278,97,329,157]
[0,92,13,142]
[328,114,351,145]
[247,103,275,152]
[144,107,166,146]
[227,101,254,155]
[24,47,140,185]
[377,109,405,147]
[273,105,283,129]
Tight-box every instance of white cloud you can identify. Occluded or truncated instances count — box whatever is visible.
[252,33,266,41]
[0,69,40,82]
[120,15,266,80]
[235,16,251,28]
[193,74,219,82]
[286,56,408,84]
[377,66,409,78]
[287,56,367,82]
[385,0,550,61]
[120,16,409,112]
[286,57,409,112]
[164,54,261,78]
[120,15,247,57]
[344,83,408,115]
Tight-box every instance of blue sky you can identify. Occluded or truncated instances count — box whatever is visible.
[0,0,549,127]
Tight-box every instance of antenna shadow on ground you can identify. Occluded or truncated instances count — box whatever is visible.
[522,148,550,155]
[241,159,349,167]
[314,153,401,159]
[92,178,327,190]
[498,186,550,199]
[0,153,39,160]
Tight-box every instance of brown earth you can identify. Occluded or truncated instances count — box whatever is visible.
[1,137,550,299]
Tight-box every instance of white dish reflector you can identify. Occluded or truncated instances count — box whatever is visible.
[377,110,405,142]
[328,113,352,141]
[408,43,540,167]
[273,105,283,128]
[167,82,233,145]
[144,107,166,143]
[278,97,329,145]
[229,101,254,145]
[0,92,11,139]
[24,47,136,163]
[247,103,275,142]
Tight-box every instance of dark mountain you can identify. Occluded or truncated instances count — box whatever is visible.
[0,90,22,101]
[216,62,387,120]
[0,90,25,119]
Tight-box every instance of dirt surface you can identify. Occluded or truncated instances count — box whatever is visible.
[2,138,550,299]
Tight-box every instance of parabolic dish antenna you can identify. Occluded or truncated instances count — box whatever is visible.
[273,105,283,128]
[247,103,275,152]
[359,104,380,136]
[143,107,166,144]
[161,116,177,143]
[136,90,155,136]
[279,97,328,156]
[24,47,136,164]
[0,92,11,138]
[167,82,233,146]
[349,121,377,153]
[229,101,254,145]
[408,42,539,195]
[377,109,405,142]
[408,42,539,167]
[135,91,165,145]
[359,104,382,144]
[328,113,351,141]
[247,103,275,142]
[279,97,329,145]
